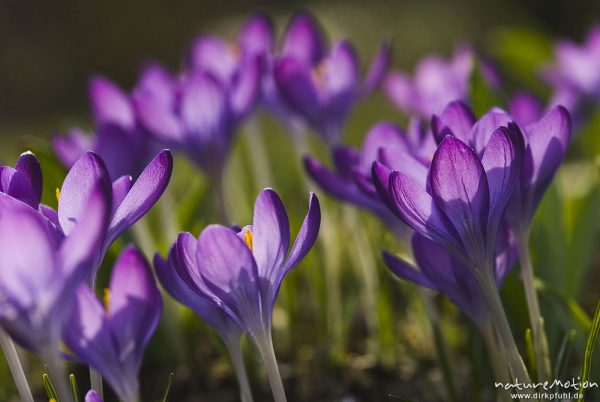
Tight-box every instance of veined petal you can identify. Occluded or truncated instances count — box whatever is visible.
[107,150,173,245]
[58,152,111,235]
[362,40,392,97]
[470,109,512,155]
[89,76,135,129]
[281,192,320,276]
[378,147,428,186]
[195,225,261,329]
[282,11,325,64]
[109,246,162,362]
[252,189,290,289]
[390,170,462,252]
[382,250,438,291]
[111,175,133,216]
[429,136,489,261]
[0,167,38,209]
[431,101,476,144]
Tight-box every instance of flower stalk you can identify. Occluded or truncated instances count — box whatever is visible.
[255,333,287,402]
[224,338,254,402]
[0,329,34,402]
[515,229,552,381]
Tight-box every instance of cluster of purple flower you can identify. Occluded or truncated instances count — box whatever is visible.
[1,9,596,402]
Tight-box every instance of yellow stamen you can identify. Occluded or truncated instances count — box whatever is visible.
[243,229,253,251]
[49,399,56,402]
[103,288,111,315]
[55,188,61,202]
[311,60,330,87]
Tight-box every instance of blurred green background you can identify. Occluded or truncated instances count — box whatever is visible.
[1,1,600,401]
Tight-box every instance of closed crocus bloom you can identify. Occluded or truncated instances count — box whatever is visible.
[0,152,43,209]
[133,56,261,177]
[304,120,434,238]
[543,25,600,114]
[154,241,253,402]
[54,76,161,181]
[0,182,108,352]
[49,150,173,285]
[170,189,320,402]
[84,390,103,402]
[64,246,161,402]
[274,11,391,146]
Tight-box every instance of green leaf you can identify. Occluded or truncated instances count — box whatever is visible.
[554,330,576,380]
[578,300,600,401]
[525,328,537,380]
[69,374,79,402]
[468,59,505,117]
[43,372,58,401]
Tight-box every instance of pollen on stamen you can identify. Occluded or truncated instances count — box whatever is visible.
[243,228,253,251]
[103,288,111,315]
[55,188,61,202]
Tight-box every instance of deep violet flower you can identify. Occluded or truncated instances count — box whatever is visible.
[64,246,162,402]
[304,120,434,238]
[84,390,103,402]
[384,230,516,329]
[0,181,109,353]
[542,25,600,114]
[384,45,496,118]
[162,189,320,402]
[51,150,173,285]
[154,240,253,402]
[132,53,262,177]
[274,11,391,145]
[53,76,161,181]
[0,152,43,210]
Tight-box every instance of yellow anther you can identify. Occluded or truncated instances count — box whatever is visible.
[243,229,253,251]
[311,60,330,86]
[55,188,61,202]
[49,399,56,402]
[103,288,111,315]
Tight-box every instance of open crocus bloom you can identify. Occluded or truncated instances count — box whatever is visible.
[0,181,109,352]
[51,150,173,284]
[54,76,161,181]
[0,152,43,210]
[274,11,391,145]
[64,246,162,402]
[304,120,434,238]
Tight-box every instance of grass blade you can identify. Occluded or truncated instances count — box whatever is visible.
[161,372,174,402]
[554,330,576,380]
[578,300,600,401]
[69,374,79,402]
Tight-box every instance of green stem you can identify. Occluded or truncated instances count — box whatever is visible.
[515,230,552,381]
[245,118,275,189]
[255,333,287,402]
[224,337,254,402]
[89,368,103,399]
[0,329,34,402]
[43,352,73,402]
[477,271,532,385]
[213,171,230,224]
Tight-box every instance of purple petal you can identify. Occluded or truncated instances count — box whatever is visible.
[378,147,428,186]
[238,13,274,55]
[470,109,512,155]
[188,36,239,83]
[58,152,111,235]
[323,40,359,98]
[384,72,415,114]
[15,152,43,206]
[0,167,38,209]
[53,128,93,168]
[39,204,60,228]
[431,101,476,143]
[524,105,571,190]
[390,170,462,252]
[230,54,262,120]
[132,90,183,143]
[89,76,135,129]
[195,225,260,327]
[109,246,162,361]
[252,189,290,288]
[274,56,320,123]
[282,11,325,64]
[371,161,398,215]
[509,92,542,127]
[180,72,228,140]
[382,251,437,290]
[282,193,320,275]
[429,136,489,258]
[107,150,173,245]
[362,40,392,97]
[135,63,175,108]
[360,122,408,169]
[111,175,133,216]
[481,126,523,238]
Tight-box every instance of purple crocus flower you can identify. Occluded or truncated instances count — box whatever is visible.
[64,246,162,402]
[304,120,434,238]
[542,25,600,113]
[163,188,320,401]
[509,91,543,127]
[54,76,161,181]
[0,181,109,353]
[0,152,43,209]
[274,11,391,145]
[132,54,261,177]
[384,45,497,118]
[155,239,253,402]
[51,149,173,285]
[384,229,516,329]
